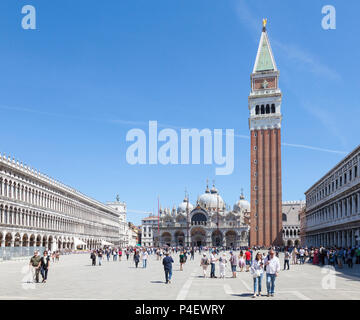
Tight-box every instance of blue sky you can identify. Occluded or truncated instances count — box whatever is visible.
[0,0,359,225]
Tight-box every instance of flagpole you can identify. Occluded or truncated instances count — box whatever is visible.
[157,196,160,240]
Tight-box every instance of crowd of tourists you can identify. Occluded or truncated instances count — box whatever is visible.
[282,245,360,269]
[27,243,359,296]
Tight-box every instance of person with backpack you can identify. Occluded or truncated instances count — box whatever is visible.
[229,251,237,278]
[200,253,209,277]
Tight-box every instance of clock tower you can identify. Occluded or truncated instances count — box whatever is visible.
[249,21,283,247]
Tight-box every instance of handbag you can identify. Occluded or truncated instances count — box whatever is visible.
[253,269,261,278]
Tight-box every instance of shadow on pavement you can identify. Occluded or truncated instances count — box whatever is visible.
[231,293,253,297]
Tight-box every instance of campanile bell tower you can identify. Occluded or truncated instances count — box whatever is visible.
[249,20,283,247]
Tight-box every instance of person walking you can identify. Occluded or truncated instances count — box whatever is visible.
[40,251,50,283]
[347,247,353,268]
[119,248,122,261]
[29,250,41,283]
[284,249,290,270]
[179,251,186,271]
[134,250,140,268]
[113,249,118,261]
[229,251,237,278]
[264,249,280,297]
[250,252,264,298]
[200,253,209,278]
[210,250,218,278]
[292,247,298,265]
[98,249,103,266]
[90,250,96,266]
[245,249,251,272]
[126,249,130,261]
[299,247,305,265]
[190,248,195,261]
[238,251,245,272]
[106,249,110,262]
[142,249,149,268]
[219,253,227,279]
[356,246,360,264]
[162,252,174,284]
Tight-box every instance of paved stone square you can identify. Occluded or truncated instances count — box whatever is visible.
[0,252,359,300]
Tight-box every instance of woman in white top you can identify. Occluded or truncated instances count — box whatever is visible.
[219,253,227,279]
[250,252,264,298]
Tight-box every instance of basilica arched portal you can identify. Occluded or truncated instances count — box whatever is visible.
[174,231,185,246]
[211,230,223,247]
[191,227,206,247]
[225,230,237,247]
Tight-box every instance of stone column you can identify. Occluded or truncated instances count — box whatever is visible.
[352,195,355,215]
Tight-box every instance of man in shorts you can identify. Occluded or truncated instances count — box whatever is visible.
[245,248,251,272]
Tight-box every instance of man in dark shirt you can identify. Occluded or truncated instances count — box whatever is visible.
[162,252,174,284]
[29,251,41,283]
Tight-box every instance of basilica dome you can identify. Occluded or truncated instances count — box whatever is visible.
[233,194,250,212]
[198,184,225,210]
[177,198,194,213]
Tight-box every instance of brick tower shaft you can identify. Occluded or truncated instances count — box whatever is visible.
[248,21,283,247]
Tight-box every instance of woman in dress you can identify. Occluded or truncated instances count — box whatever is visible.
[238,250,245,272]
[292,247,298,265]
[219,253,227,279]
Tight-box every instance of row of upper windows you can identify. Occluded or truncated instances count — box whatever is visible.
[0,205,118,235]
[0,177,117,224]
[255,104,276,115]
[0,169,118,222]
[307,194,359,225]
[307,164,359,205]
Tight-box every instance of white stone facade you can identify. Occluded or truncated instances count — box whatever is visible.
[106,200,127,247]
[282,201,305,246]
[141,216,158,247]
[304,145,360,247]
[154,184,250,248]
[0,154,120,251]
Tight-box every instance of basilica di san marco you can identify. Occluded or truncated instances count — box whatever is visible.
[156,184,251,248]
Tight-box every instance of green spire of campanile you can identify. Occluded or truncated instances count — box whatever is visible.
[253,19,277,73]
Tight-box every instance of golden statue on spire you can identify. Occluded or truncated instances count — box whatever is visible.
[262,18,267,28]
